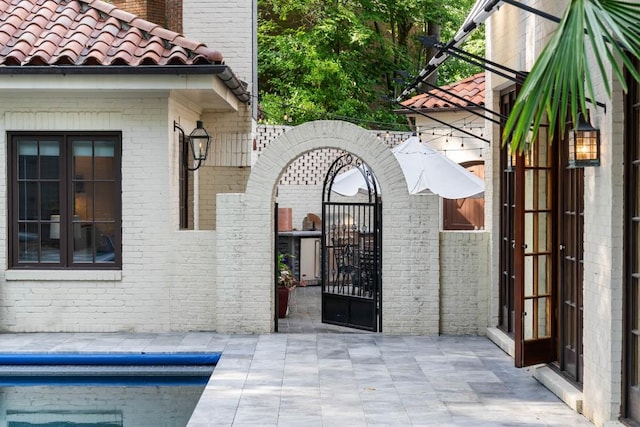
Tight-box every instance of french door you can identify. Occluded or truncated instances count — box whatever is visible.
[513,132,555,367]
[499,89,516,335]
[500,87,556,367]
[624,64,640,422]
[559,143,584,383]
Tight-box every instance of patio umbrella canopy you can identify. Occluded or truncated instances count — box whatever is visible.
[331,136,484,199]
[330,166,378,197]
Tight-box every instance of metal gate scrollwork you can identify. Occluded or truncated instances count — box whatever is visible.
[321,153,382,332]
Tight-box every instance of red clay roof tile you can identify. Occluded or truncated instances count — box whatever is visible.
[0,0,225,67]
[401,73,485,111]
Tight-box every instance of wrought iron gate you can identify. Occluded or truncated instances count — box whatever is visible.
[321,154,382,332]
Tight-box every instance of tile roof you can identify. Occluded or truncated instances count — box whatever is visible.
[0,0,224,66]
[400,73,485,111]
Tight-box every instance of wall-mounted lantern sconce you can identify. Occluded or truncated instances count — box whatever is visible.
[173,120,211,171]
[568,112,600,168]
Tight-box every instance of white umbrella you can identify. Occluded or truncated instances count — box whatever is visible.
[330,165,378,197]
[331,136,484,199]
[393,136,484,198]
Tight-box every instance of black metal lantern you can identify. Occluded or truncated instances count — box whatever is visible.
[174,120,211,171]
[568,112,600,168]
[189,121,211,162]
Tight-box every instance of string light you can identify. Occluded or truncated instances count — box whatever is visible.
[263,102,412,131]
[262,102,491,145]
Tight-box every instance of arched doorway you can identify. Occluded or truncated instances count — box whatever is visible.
[321,153,382,331]
[216,121,439,334]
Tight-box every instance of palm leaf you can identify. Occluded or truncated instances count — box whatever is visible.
[503,0,640,153]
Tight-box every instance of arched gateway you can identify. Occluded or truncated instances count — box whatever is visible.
[215,121,440,334]
[322,153,382,331]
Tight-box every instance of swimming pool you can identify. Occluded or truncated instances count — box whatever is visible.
[0,352,220,427]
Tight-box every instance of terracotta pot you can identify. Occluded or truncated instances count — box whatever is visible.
[278,287,289,318]
[278,208,292,231]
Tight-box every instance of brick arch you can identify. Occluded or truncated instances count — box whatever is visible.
[246,120,406,208]
[215,120,440,334]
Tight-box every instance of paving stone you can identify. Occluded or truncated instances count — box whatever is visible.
[0,287,594,426]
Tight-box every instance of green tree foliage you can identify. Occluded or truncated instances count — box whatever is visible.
[258,0,481,128]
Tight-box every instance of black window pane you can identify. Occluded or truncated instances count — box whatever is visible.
[73,224,114,264]
[18,222,39,262]
[95,224,115,264]
[39,141,59,179]
[73,223,93,264]
[94,182,115,221]
[18,181,38,221]
[18,141,37,180]
[73,140,93,180]
[41,218,61,264]
[11,132,120,268]
[94,141,115,180]
[40,182,59,221]
[75,182,93,221]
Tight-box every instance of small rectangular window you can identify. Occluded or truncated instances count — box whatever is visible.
[9,132,121,269]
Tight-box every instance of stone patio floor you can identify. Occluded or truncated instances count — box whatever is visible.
[0,286,593,426]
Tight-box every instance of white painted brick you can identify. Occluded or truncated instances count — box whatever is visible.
[487,2,629,424]
[0,93,219,333]
[439,231,490,335]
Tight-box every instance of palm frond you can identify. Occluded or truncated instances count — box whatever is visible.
[503,0,640,152]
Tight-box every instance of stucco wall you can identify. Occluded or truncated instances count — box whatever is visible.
[0,92,218,332]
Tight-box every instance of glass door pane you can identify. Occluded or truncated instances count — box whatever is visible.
[499,89,517,334]
[626,66,640,422]
[515,127,556,367]
[71,138,116,265]
[559,135,584,384]
[16,139,61,265]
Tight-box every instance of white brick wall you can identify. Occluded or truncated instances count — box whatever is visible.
[488,2,626,425]
[202,109,253,167]
[276,186,323,229]
[183,0,255,90]
[581,49,624,427]
[440,231,490,335]
[198,166,251,230]
[0,101,492,337]
[216,120,444,334]
[0,92,218,332]
[413,110,486,165]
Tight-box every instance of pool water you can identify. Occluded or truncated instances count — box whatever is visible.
[0,353,219,427]
[1,383,206,426]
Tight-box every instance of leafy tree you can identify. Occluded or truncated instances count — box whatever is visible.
[258,0,481,128]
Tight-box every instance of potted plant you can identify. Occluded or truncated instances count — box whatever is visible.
[277,253,296,318]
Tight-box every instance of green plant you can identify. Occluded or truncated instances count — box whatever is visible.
[503,0,640,152]
[277,253,297,289]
